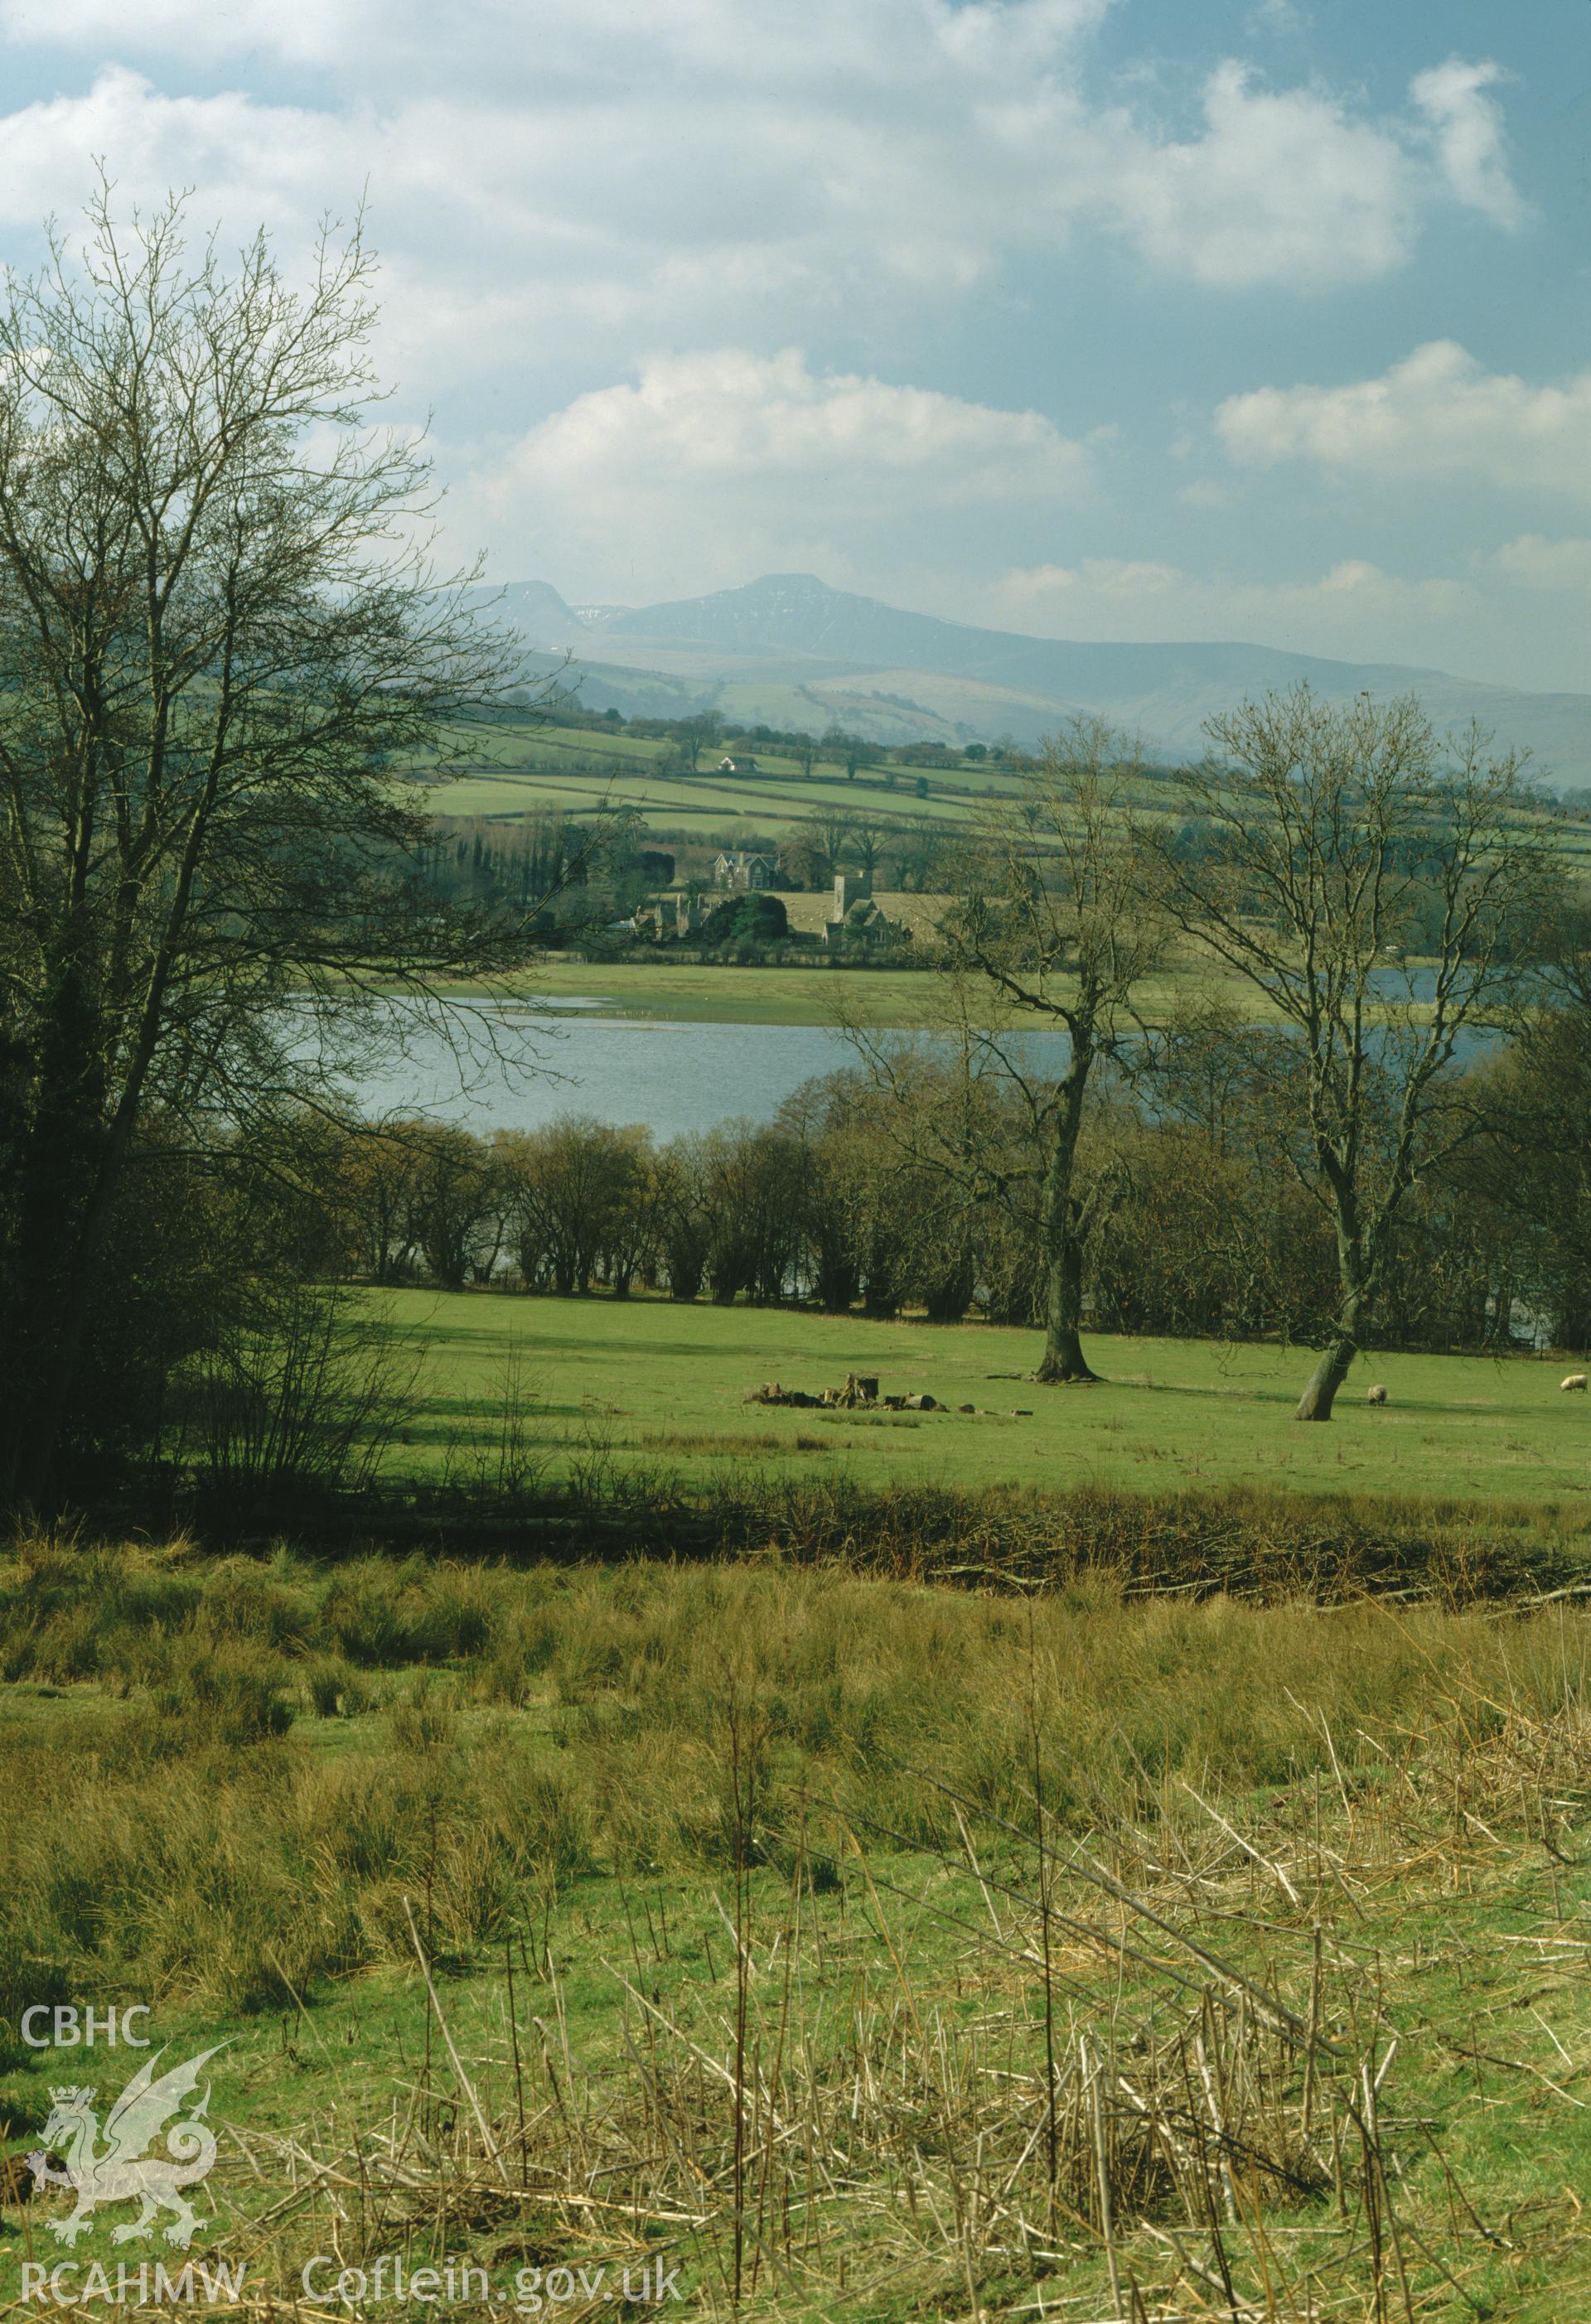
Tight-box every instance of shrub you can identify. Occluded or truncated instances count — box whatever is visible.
[699,892,788,947]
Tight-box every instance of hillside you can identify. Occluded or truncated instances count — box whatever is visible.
[479,571,1591,778]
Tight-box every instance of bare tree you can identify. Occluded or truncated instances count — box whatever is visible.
[1149,687,1557,1420]
[0,186,546,1501]
[821,727,870,781]
[497,1119,651,1297]
[788,809,852,891]
[848,820,887,886]
[888,814,944,892]
[679,708,724,771]
[934,719,1167,1382]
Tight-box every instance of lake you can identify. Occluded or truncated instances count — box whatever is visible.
[353,1005,1027,1137]
[346,983,1494,1139]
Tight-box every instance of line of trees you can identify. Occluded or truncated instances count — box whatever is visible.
[211,1014,1591,1356]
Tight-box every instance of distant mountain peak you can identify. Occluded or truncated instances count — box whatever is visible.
[607,573,897,657]
[477,571,1591,781]
[460,577,589,650]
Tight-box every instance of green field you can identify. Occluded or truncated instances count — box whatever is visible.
[419,718,1591,873]
[9,1289,1591,2317]
[427,766,983,836]
[486,956,949,1023]
[445,949,1430,1026]
[388,1287,1591,1506]
[490,946,1425,1022]
[420,718,1052,839]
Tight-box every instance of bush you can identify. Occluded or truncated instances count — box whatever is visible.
[699,892,788,947]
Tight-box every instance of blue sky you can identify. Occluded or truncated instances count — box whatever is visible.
[0,0,1584,690]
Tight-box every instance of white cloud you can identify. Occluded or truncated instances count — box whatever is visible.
[0,0,1110,84]
[0,24,1531,399]
[1100,63,1418,289]
[514,350,1090,495]
[1246,0,1308,33]
[1491,534,1591,589]
[989,553,1480,661]
[1178,478,1239,510]
[453,350,1094,601]
[977,538,1591,693]
[1216,342,1591,499]
[1001,557,1182,599]
[1411,57,1528,230]
[0,69,363,258]
[933,0,1115,71]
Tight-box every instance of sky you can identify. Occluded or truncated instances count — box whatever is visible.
[0,0,1584,691]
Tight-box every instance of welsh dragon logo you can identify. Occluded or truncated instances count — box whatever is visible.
[27,2046,225,2249]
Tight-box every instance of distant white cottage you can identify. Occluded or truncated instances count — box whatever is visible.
[718,753,761,775]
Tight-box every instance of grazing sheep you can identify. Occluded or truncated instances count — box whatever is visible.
[1563,1374,1589,1392]
[1366,1384,1387,1405]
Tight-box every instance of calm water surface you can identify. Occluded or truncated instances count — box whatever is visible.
[349,978,1492,1139]
[355,1007,1060,1137]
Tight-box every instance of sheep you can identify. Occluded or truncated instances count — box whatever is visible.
[1563,1374,1589,1393]
[1366,1384,1387,1405]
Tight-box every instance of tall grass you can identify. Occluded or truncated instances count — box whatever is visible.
[2,1533,1587,2012]
[6,1535,1591,2312]
[223,1468,1591,1607]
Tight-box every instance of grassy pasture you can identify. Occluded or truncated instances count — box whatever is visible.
[385,1287,1591,1507]
[421,717,1591,856]
[434,945,1429,1023]
[430,763,991,833]
[475,957,948,1023]
[418,717,1048,838]
[3,1542,1591,2317]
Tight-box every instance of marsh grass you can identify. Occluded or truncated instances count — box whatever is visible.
[188,1466,1591,1616]
[5,1537,1591,2314]
[1,1539,1586,1995]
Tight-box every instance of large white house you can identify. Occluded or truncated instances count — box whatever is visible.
[713,850,777,891]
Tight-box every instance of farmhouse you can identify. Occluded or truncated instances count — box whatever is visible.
[713,849,777,891]
[718,753,761,774]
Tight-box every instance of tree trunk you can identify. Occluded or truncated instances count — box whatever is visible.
[1036,1204,1099,1384]
[0,958,109,1507]
[1294,1325,1360,1421]
[1033,1064,1100,1384]
[1555,1293,1591,1355]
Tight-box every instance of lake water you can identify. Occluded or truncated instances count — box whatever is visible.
[347,982,1496,1139]
[353,1007,1010,1138]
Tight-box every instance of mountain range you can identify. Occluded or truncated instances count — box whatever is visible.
[471,574,1591,783]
